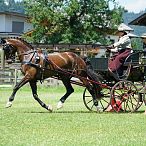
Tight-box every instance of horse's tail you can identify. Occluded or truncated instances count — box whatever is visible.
[82,56,103,82]
[82,57,103,97]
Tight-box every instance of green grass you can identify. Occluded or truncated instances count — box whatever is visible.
[0,84,146,146]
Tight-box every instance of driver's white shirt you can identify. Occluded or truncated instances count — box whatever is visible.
[111,34,132,52]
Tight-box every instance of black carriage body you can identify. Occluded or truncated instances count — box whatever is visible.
[89,56,118,83]
[89,51,145,83]
[125,51,145,82]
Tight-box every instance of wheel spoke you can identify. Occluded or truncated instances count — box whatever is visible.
[110,81,141,113]
[87,99,93,104]
[90,104,95,110]
[83,88,110,112]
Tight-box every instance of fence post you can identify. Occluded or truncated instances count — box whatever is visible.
[14,69,17,86]
[1,49,5,70]
[0,48,5,84]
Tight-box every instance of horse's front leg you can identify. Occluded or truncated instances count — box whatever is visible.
[29,81,53,112]
[5,75,30,108]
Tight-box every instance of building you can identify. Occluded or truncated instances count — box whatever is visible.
[0,11,33,38]
[129,13,146,26]
[0,11,33,70]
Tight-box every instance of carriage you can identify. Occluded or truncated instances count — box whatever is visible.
[83,49,146,112]
[2,38,146,113]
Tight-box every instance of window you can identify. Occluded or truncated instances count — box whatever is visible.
[12,21,24,33]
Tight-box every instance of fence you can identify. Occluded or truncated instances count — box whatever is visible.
[0,62,21,85]
[0,43,106,86]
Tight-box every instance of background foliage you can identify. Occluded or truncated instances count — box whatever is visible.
[24,0,124,44]
[1,0,146,49]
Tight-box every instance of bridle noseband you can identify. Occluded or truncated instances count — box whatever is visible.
[3,44,16,63]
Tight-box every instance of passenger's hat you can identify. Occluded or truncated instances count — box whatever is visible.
[141,33,146,38]
[127,33,139,38]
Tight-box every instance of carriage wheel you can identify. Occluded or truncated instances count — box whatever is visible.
[110,80,141,113]
[83,87,110,112]
[120,64,131,80]
[133,82,144,110]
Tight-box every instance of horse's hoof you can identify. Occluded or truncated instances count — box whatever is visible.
[57,101,63,109]
[96,106,103,112]
[48,104,53,112]
[5,101,12,108]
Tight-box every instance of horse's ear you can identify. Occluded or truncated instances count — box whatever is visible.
[1,38,6,44]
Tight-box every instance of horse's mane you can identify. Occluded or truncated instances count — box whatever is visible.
[8,37,34,50]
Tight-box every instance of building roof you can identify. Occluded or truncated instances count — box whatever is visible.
[0,11,27,18]
[129,13,146,26]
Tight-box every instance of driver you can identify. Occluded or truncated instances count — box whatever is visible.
[108,24,132,77]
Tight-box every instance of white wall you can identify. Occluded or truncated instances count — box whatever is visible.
[5,15,12,32]
[0,15,6,32]
[0,13,33,33]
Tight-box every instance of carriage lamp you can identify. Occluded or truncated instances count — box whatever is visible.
[141,56,146,64]
[140,52,146,65]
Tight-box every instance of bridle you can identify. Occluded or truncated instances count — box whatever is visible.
[3,43,36,63]
[3,44,16,63]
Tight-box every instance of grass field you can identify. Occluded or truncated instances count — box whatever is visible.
[0,84,146,146]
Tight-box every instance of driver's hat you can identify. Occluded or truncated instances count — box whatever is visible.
[117,23,133,33]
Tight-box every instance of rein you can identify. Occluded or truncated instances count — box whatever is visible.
[22,51,110,89]
[41,58,111,89]
[18,50,36,57]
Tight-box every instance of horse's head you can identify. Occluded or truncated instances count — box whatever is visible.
[1,38,17,64]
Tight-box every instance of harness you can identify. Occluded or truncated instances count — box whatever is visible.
[22,49,55,82]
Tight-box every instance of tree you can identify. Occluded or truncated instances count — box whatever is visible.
[0,0,24,12]
[24,0,124,44]
[0,0,8,11]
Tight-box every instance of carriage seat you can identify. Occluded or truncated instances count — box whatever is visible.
[123,51,140,67]
[89,57,108,71]
[107,52,140,80]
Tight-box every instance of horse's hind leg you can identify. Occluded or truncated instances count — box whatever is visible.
[81,78,100,110]
[29,81,53,112]
[57,77,74,109]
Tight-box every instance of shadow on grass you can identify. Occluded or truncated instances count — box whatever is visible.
[23,110,95,114]
[52,111,143,114]
[103,110,145,114]
[18,105,145,114]
[22,110,145,114]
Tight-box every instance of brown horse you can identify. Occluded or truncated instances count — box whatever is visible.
[2,38,102,112]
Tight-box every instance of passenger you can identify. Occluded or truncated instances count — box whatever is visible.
[141,33,146,115]
[141,33,146,50]
[107,24,132,77]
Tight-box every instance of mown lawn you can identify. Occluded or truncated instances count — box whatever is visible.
[0,84,146,146]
